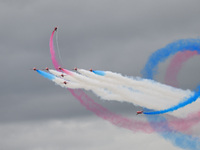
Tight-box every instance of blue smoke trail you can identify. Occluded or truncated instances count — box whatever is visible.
[142,38,200,150]
[92,70,106,76]
[146,110,200,150]
[144,86,200,115]
[36,70,55,80]
[141,39,200,114]
[141,39,200,79]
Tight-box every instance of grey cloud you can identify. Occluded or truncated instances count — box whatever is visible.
[1,1,200,150]
[1,0,200,124]
[0,118,183,150]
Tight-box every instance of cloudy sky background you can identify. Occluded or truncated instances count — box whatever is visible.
[1,0,200,149]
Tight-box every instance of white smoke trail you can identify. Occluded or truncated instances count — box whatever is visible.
[78,69,191,99]
[48,69,200,118]
[48,69,124,100]
[77,69,192,105]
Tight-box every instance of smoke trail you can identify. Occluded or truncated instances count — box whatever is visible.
[147,114,200,150]
[169,109,200,132]
[164,50,200,131]
[142,39,200,149]
[90,69,188,101]
[36,70,55,80]
[165,51,198,87]
[68,88,154,133]
[92,70,106,76]
[47,69,127,100]
[141,39,200,79]
[69,68,194,116]
[85,68,197,116]
[49,27,60,70]
[143,87,200,115]
[55,28,64,66]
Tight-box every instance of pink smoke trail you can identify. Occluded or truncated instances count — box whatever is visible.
[169,111,200,131]
[69,89,153,133]
[165,50,200,131]
[60,68,73,76]
[50,27,60,70]
[165,51,198,87]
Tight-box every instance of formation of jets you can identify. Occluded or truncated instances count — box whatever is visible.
[33,67,143,115]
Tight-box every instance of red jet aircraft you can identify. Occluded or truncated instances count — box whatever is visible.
[136,110,143,115]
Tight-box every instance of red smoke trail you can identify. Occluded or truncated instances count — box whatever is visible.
[170,111,200,131]
[165,50,200,131]
[49,27,60,71]
[165,51,198,87]
[69,89,153,133]
[60,68,73,76]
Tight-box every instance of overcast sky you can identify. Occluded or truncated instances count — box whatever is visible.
[1,0,200,150]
